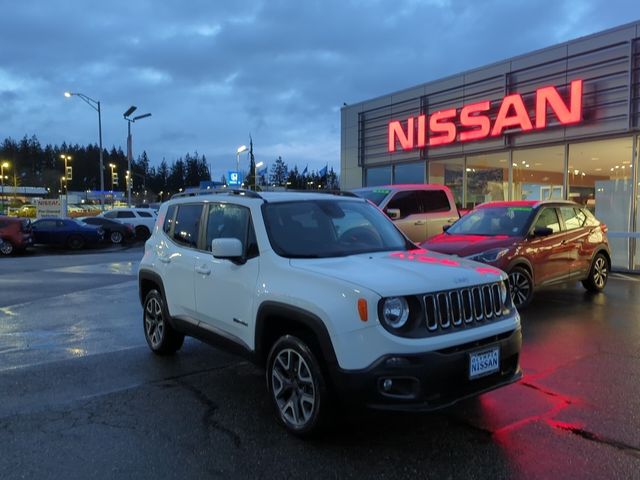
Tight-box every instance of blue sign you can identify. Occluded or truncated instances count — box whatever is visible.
[227,171,243,186]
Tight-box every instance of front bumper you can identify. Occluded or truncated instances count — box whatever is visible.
[330,327,522,411]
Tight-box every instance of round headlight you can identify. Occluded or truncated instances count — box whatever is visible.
[382,297,409,329]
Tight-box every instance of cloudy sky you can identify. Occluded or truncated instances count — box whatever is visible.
[0,0,637,180]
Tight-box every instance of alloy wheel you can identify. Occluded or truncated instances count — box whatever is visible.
[110,231,124,244]
[271,348,316,427]
[145,297,165,348]
[593,256,608,289]
[0,241,13,255]
[509,270,531,308]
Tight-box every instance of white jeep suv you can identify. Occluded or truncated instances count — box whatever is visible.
[138,190,522,436]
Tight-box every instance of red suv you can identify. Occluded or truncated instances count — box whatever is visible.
[421,201,611,309]
[0,216,33,255]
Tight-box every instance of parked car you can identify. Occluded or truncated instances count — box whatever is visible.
[351,184,459,243]
[98,208,157,240]
[421,200,611,309]
[31,218,104,250]
[78,216,135,244]
[139,190,522,436]
[0,215,33,255]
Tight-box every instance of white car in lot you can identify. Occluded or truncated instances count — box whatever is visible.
[98,208,157,240]
[138,190,522,436]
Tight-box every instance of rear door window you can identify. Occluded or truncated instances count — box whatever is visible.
[560,207,586,230]
[116,211,136,219]
[420,190,451,213]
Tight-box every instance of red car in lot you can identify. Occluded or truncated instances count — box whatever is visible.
[0,215,33,255]
[421,200,611,309]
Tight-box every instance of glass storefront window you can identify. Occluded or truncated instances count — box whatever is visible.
[569,138,634,269]
[365,166,392,186]
[466,153,509,209]
[394,162,425,184]
[428,158,463,209]
[512,146,565,201]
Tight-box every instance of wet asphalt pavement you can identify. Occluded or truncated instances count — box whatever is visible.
[0,248,639,479]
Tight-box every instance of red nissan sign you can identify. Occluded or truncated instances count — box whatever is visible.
[388,79,583,152]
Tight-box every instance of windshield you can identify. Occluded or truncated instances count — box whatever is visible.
[263,199,413,258]
[352,188,391,206]
[447,206,534,236]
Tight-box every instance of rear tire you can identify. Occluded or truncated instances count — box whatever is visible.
[508,266,534,309]
[135,226,150,241]
[582,253,609,292]
[0,240,14,255]
[143,289,184,355]
[266,335,330,437]
[67,235,85,250]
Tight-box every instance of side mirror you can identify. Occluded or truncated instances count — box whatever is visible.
[443,224,451,232]
[386,208,401,220]
[531,226,553,237]
[211,238,244,263]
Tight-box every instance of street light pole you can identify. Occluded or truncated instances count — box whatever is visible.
[0,162,8,214]
[64,92,104,209]
[123,106,151,207]
[255,161,264,191]
[236,145,248,173]
[60,154,71,215]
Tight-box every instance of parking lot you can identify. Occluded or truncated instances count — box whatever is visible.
[0,247,639,479]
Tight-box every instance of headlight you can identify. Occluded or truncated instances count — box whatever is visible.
[467,248,509,263]
[381,297,409,329]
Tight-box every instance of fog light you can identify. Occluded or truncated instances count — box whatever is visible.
[382,379,393,392]
[385,356,410,367]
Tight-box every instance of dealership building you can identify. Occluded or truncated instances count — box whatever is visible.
[340,20,640,271]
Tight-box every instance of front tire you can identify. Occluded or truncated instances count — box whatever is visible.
[143,289,184,355]
[582,253,609,292]
[266,335,329,437]
[110,231,124,244]
[509,266,534,309]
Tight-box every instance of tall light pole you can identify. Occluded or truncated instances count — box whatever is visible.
[236,145,248,173]
[1,162,8,214]
[123,106,152,207]
[109,163,117,189]
[64,92,104,209]
[255,161,264,191]
[60,154,72,213]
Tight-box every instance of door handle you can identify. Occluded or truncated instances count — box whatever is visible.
[195,266,211,276]
[158,255,171,264]
[414,220,426,226]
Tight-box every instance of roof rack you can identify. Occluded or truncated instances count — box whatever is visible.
[171,188,264,200]
[280,189,359,197]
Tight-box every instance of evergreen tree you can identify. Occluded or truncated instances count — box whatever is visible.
[269,156,288,186]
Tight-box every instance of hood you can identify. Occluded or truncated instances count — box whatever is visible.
[290,249,505,297]
[422,233,519,257]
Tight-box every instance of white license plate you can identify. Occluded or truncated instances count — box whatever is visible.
[469,347,500,379]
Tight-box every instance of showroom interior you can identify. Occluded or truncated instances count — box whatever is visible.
[341,21,640,271]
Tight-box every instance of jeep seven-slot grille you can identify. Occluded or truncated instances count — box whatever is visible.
[424,282,505,332]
